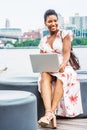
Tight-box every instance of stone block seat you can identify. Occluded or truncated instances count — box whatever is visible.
[77,71,87,118]
[0,90,37,130]
[0,76,45,120]
[0,74,87,119]
[79,80,87,117]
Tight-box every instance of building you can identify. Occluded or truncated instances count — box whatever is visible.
[23,30,41,40]
[66,14,87,38]
[69,13,87,30]
[0,28,22,43]
[0,28,22,37]
[5,19,10,28]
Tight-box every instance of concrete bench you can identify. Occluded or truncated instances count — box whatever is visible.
[0,90,37,130]
[78,79,87,118]
[0,76,87,119]
[0,76,45,120]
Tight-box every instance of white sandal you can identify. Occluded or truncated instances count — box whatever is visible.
[38,111,56,129]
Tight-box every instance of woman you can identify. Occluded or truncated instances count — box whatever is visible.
[38,9,83,129]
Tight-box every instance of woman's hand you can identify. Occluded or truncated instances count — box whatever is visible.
[58,63,65,73]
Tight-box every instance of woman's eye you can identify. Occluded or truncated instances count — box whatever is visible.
[48,20,52,23]
[48,20,56,23]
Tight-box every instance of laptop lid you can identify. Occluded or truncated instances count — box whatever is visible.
[29,53,59,73]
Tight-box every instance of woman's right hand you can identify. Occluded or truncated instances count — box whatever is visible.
[58,63,65,73]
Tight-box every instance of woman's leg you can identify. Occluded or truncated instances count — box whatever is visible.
[40,72,53,112]
[51,79,64,112]
[38,73,57,128]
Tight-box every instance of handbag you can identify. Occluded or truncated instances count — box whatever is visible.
[69,48,80,70]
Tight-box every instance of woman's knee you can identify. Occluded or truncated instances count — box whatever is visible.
[41,72,52,83]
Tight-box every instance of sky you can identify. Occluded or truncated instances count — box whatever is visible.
[0,0,87,32]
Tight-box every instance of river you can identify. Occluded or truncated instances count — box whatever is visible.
[0,47,87,80]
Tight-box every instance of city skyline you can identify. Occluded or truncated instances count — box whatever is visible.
[0,0,87,32]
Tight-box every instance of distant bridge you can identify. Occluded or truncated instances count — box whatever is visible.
[0,35,31,42]
[0,35,20,41]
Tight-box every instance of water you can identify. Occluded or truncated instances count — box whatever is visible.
[0,48,39,78]
[0,47,87,79]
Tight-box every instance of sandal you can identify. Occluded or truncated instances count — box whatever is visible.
[38,111,56,129]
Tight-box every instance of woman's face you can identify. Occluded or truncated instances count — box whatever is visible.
[45,15,58,33]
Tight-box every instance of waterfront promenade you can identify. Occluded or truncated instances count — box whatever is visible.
[38,118,87,130]
[0,48,87,130]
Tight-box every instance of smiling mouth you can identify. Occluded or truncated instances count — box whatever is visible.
[51,26,57,30]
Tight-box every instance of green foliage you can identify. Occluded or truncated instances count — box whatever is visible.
[14,38,40,47]
[72,38,87,46]
[8,37,87,47]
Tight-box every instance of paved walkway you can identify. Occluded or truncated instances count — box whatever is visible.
[38,118,87,130]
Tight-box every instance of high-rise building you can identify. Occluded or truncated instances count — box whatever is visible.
[5,19,10,28]
[69,13,87,30]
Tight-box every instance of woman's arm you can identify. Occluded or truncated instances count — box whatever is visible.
[58,34,71,72]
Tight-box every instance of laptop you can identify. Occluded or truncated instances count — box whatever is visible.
[29,53,60,73]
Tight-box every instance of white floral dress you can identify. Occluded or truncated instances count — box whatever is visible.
[38,30,83,117]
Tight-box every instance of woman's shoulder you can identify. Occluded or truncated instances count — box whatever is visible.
[41,35,48,41]
[60,29,73,41]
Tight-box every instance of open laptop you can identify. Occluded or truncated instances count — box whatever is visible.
[29,53,60,73]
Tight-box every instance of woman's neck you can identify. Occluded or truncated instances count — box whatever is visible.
[50,29,59,36]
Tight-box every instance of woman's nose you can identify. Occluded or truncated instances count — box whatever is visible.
[52,22,55,25]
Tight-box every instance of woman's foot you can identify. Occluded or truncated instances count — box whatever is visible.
[38,111,56,129]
